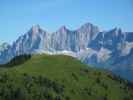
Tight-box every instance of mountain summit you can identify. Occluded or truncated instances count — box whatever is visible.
[31,25,40,33]
[58,25,68,33]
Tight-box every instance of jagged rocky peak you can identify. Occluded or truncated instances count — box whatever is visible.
[79,22,99,31]
[31,24,40,33]
[110,27,122,36]
[58,25,68,33]
[81,22,93,28]
[77,22,99,33]
[29,24,45,35]
[27,24,47,40]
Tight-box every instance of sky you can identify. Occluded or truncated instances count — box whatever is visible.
[0,0,133,44]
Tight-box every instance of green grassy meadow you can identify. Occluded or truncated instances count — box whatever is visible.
[0,54,133,100]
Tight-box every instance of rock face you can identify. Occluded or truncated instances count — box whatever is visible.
[0,43,11,64]
[0,22,133,81]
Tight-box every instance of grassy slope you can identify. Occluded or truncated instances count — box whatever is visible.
[0,54,133,100]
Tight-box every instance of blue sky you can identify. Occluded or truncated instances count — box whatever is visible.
[0,0,133,43]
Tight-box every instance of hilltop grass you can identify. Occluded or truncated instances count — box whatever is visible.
[0,54,133,100]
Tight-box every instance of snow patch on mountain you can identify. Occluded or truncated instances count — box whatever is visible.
[97,47,111,62]
[0,43,10,52]
[118,42,133,56]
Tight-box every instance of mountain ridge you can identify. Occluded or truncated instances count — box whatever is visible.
[0,22,133,81]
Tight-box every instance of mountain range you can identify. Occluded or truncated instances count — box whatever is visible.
[0,22,133,81]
